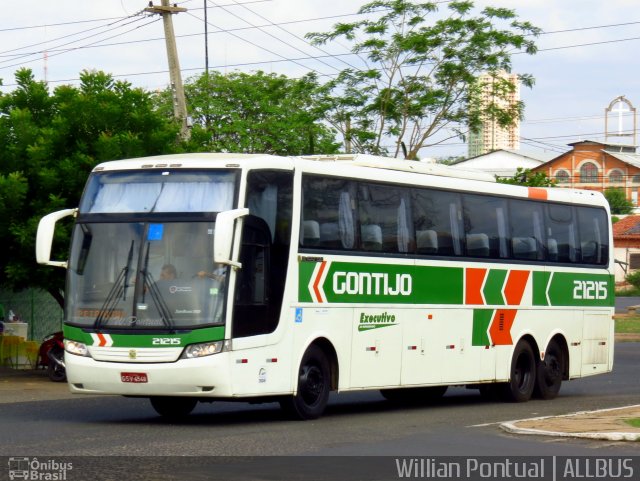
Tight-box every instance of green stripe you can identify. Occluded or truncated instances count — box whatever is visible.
[64,325,225,347]
[483,269,507,305]
[472,309,493,346]
[532,271,551,306]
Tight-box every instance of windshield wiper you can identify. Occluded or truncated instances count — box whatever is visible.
[94,240,135,329]
[139,242,173,330]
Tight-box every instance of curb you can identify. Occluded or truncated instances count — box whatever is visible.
[499,405,640,442]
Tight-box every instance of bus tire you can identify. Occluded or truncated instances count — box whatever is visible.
[534,339,564,400]
[280,345,330,420]
[150,396,197,419]
[499,340,536,403]
[381,386,448,404]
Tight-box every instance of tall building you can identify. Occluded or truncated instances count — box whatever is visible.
[467,72,520,158]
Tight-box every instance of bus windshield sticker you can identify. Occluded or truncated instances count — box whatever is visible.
[148,224,164,241]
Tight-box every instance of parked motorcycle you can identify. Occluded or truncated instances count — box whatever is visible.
[38,331,66,382]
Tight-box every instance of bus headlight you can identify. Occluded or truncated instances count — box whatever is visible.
[181,341,225,359]
[64,340,90,357]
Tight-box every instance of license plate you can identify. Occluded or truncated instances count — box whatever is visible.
[121,372,148,383]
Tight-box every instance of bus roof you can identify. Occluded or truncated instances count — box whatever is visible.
[90,153,608,208]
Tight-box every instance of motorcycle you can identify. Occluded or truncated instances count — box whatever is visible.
[38,331,66,382]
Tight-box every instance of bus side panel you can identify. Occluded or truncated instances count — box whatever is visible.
[350,308,402,388]
[581,311,614,377]
[291,306,354,391]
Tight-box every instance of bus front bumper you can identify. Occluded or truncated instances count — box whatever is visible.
[65,352,233,397]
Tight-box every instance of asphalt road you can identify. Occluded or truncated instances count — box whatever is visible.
[616,296,640,313]
[0,343,640,460]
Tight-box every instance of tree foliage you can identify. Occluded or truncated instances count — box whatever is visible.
[496,167,556,187]
[157,71,340,155]
[604,187,634,215]
[0,69,181,306]
[307,0,539,159]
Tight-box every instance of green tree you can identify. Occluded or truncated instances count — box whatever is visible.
[307,0,539,159]
[0,69,181,306]
[604,187,634,215]
[157,71,340,155]
[496,167,555,187]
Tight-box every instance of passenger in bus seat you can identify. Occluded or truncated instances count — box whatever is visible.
[159,264,177,280]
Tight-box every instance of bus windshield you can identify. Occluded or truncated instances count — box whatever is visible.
[66,220,227,329]
[66,169,238,329]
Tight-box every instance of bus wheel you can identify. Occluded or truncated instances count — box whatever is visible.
[280,345,330,420]
[499,340,536,403]
[150,396,197,419]
[534,339,564,400]
[381,386,448,404]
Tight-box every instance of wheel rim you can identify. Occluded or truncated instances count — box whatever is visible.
[299,363,324,406]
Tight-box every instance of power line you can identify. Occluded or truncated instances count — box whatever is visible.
[200,1,337,75]
[0,0,272,32]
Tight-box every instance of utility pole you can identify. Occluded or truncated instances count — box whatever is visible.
[145,1,190,141]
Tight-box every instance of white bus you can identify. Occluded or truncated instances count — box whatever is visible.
[36,153,614,419]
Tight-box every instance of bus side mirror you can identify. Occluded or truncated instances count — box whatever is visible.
[214,208,249,268]
[36,208,77,268]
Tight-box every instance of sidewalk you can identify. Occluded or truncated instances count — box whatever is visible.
[0,366,79,404]
[501,405,640,441]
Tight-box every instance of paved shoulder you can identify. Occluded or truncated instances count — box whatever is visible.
[501,405,640,441]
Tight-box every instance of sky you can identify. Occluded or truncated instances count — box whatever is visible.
[1,0,638,160]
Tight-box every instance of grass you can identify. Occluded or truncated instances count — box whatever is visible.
[616,287,640,297]
[615,316,640,334]
[624,418,640,428]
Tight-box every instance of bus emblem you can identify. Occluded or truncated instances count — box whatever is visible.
[129,350,137,360]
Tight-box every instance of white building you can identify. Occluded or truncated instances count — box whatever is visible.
[449,149,556,179]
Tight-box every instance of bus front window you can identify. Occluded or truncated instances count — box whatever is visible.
[66,221,227,329]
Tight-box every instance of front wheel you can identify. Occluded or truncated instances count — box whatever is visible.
[150,397,198,419]
[534,339,564,400]
[499,340,536,403]
[280,345,331,420]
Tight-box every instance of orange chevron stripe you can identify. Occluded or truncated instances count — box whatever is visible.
[503,270,530,305]
[465,268,487,305]
[313,261,327,303]
[489,309,516,345]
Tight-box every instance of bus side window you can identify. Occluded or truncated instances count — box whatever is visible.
[509,199,545,261]
[577,206,608,265]
[546,204,577,263]
[411,188,461,256]
[301,176,356,250]
[462,194,509,259]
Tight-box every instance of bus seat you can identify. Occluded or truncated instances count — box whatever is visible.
[416,230,438,254]
[302,220,320,246]
[547,238,558,261]
[320,222,341,248]
[466,233,490,257]
[361,224,382,251]
[512,237,537,259]
[437,232,454,255]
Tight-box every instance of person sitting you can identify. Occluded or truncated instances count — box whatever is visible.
[159,264,177,281]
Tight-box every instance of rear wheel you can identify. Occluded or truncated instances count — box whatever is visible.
[150,397,197,419]
[499,340,536,403]
[534,339,564,400]
[381,386,448,405]
[280,345,330,420]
